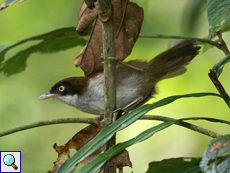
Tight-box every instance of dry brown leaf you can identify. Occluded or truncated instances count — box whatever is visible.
[111,149,132,169]
[74,17,104,76]
[74,0,144,76]
[47,124,106,173]
[47,125,132,172]
[100,149,132,173]
[77,1,99,33]
[84,0,97,9]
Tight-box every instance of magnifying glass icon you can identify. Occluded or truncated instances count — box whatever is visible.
[3,154,18,170]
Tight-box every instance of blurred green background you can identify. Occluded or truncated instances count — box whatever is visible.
[0,0,229,172]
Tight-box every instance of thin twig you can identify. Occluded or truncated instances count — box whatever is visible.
[108,57,146,72]
[139,35,222,50]
[118,61,146,72]
[208,70,230,108]
[115,0,129,38]
[0,118,102,137]
[140,115,220,138]
[216,31,230,55]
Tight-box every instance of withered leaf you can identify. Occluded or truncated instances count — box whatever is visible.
[84,0,97,9]
[48,125,133,172]
[47,124,106,173]
[74,17,104,76]
[74,0,144,76]
[77,1,99,33]
[111,149,132,169]
[100,149,132,173]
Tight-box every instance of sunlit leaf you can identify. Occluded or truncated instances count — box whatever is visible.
[207,0,230,37]
[146,158,202,173]
[201,43,213,54]
[0,27,87,76]
[79,121,175,173]
[56,92,221,173]
[200,135,230,173]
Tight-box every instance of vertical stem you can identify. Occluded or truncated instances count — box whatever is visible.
[98,0,117,172]
[98,0,117,125]
[216,31,230,55]
[98,1,116,120]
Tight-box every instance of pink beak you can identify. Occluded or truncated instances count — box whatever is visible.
[38,92,60,100]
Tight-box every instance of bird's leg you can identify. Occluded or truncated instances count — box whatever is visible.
[122,96,144,113]
[113,96,144,116]
[108,57,146,73]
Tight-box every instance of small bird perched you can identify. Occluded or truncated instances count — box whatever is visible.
[38,39,199,115]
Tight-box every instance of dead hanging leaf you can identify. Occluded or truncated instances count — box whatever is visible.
[99,149,132,173]
[111,149,132,170]
[47,124,133,172]
[74,18,104,76]
[84,0,97,9]
[77,1,99,33]
[74,0,144,76]
[47,124,106,173]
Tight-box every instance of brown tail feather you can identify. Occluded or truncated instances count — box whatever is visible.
[148,39,200,81]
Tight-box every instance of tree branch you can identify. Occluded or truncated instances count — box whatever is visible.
[98,0,117,125]
[1,114,224,138]
[208,70,230,108]
[216,31,230,55]
[140,115,221,138]
[98,0,117,172]
[139,35,223,50]
[0,118,102,137]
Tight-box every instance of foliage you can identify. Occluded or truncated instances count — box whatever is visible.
[200,135,230,173]
[0,0,230,172]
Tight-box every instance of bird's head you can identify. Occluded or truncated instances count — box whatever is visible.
[38,77,88,103]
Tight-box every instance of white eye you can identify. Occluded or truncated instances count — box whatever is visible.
[59,86,65,92]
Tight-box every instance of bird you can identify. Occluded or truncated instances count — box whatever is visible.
[38,39,200,115]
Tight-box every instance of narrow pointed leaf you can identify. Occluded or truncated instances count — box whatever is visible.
[79,121,175,173]
[56,92,221,173]
[56,104,152,173]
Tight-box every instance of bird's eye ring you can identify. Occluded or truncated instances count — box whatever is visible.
[59,86,65,92]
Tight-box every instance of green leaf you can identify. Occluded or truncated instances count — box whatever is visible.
[56,92,221,173]
[0,0,25,11]
[80,121,175,173]
[56,104,154,173]
[201,43,213,54]
[212,53,230,78]
[207,0,230,37]
[146,158,202,173]
[200,135,230,173]
[0,27,87,76]
[221,21,230,32]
